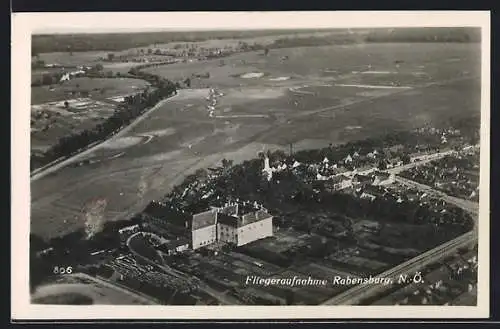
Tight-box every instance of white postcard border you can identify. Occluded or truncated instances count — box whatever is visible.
[11,11,491,320]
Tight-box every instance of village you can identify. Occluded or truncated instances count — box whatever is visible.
[39,124,478,306]
[28,27,482,308]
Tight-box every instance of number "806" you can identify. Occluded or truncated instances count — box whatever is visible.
[53,266,73,274]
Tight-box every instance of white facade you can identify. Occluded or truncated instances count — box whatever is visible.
[192,203,273,249]
[236,216,273,247]
[217,223,238,244]
[192,224,217,250]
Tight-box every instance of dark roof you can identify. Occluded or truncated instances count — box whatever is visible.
[375,172,391,180]
[217,210,272,228]
[157,239,190,252]
[192,209,217,230]
[353,174,373,183]
[362,185,385,196]
[217,213,239,227]
[356,165,375,172]
[220,204,239,216]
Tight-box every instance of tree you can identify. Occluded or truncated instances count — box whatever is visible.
[147,48,153,55]
[378,160,387,170]
[221,158,233,169]
[401,154,411,164]
[41,74,54,85]
[94,63,104,71]
[107,53,115,61]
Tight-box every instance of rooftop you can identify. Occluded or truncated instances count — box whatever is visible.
[217,209,272,228]
[192,209,217,230]
[157,238,190,252]
[353,174,373,183]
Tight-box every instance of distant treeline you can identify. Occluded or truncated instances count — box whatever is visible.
[268,33,364,49]
[363,27,481,43]
[31,29,346,54]
[31,72,177,171]
[32,28,480,55]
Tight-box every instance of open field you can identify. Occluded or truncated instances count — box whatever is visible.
[31,273,157,305]
[31,77,150,153]
[31,42,481,240]
[31,77,150,104]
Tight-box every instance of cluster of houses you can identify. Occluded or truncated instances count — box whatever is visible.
[401,146,479,200]
[262,152,396,198]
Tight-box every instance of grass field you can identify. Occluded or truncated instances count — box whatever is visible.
[31,42,481,240]
[31,77,150,153]
[31,77,150,104]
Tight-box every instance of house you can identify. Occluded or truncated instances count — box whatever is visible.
[359,185,385,201]
[352,174,374,187]
[331,166,350,176]
[354,165,377,176]
[157,239,190,256]
[325,175,352,192]
[372,172,395,186]
[118,224,140,241]
[360,191,376,201]
[387,157,403,168]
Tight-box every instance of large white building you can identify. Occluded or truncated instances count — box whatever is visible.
[217,207,273,247]
[191,201,273,249]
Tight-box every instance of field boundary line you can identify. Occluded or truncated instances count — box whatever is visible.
[30,92,179,182]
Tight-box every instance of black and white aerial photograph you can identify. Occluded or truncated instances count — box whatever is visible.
[12,11,490,320]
